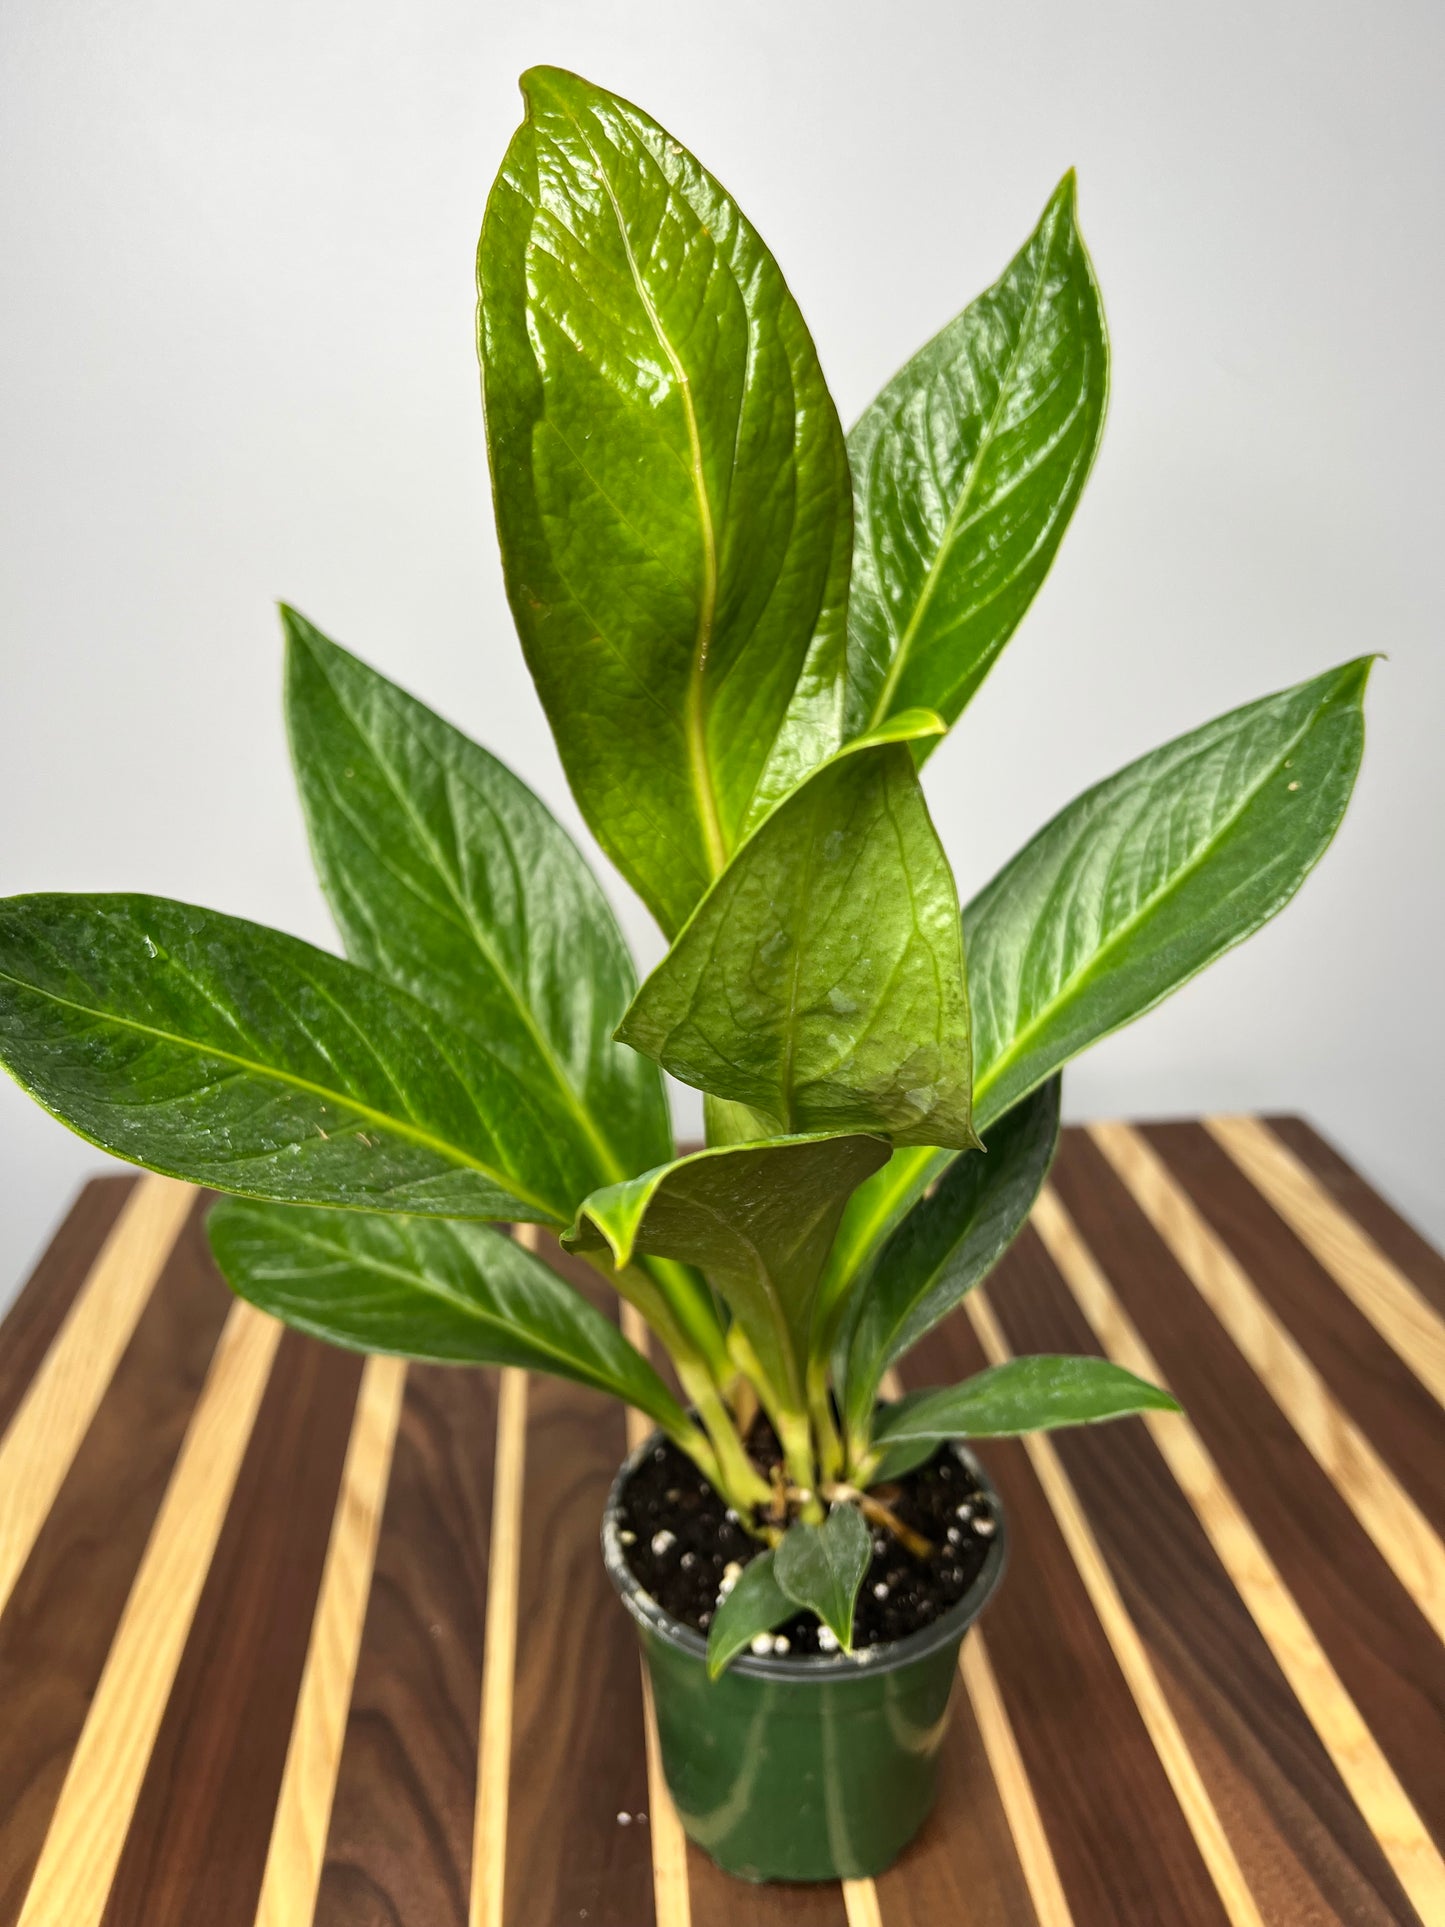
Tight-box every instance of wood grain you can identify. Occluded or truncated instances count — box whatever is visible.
[1204,1115,1445,1411]
[15,1300,280,1927]
[1027,1188,1438,1925]
[501,1240,653,1927]
[0,1177,132,1438]
[1090,1122,1445,1649]
[472,1365,527,1927]
[312,1361,498,1927]
[966,1288,1263,1927]
[254,1354,407,1927]
[0,1196,230,1927]
[1052,1132,1445,1851]
[1265,1117,1445,1319]
[0,1175,195,1617]
[97,1326,364,1927]
[1147,1122,1445,1531]
[899,1295,1233,1926]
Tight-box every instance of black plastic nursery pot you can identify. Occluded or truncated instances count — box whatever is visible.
[602,1431,1009,1884]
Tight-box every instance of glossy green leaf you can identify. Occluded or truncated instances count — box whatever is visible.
[565,1134,889,1406]
[848,173,1108,747]
[0,894,582,1220]
[706,1551,794,1678]
[869,1356,1178,1482]
[968,659,1373,1129]
[478,65,852,936]
[284,607,671,1187]
[841,1079,1060,1439]
[774,1503,872,1649]
[208,1199,691,1437]
[619,716,979,1151]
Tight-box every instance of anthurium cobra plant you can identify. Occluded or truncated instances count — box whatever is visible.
[0,70,1368,1674]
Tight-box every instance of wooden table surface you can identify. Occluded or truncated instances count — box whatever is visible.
[1,1116,1442,1927]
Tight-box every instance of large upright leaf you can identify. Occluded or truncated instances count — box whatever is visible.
[847,173,1107,746]
[565,1134,889,1406]
[619,716,979,1151]
[208,1199,691,1439]
[478,66,852,936]
[284,608,670,1183]
[968,659,1373,1127]
[868,1357,1178,1482]
[0,894,582,1219]
[840,1078,1060,1438]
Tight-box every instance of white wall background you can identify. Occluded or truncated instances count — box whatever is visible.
[1,0,1441,1304]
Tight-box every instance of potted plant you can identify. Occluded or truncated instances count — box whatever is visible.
[0,67,1369,1885]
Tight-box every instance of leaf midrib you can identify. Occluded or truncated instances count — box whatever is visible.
[972,698,1334,1112]
[547,98,728,878]
[1,965,557,1217]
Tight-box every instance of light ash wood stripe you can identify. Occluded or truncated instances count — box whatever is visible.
[959,1632,1074,1927]
[470,1363,528,1927]
[0,1174,194,1617]
[842,1876,885,1927]
[965,1289,1266,1927]
[253,1353,407,1927]
[621,1302,693,1927]
[1091,1122,1445,1647]
[1205,1114,1445,1411]
[1032,1183,1445,1923]
[17,1300,281,1927]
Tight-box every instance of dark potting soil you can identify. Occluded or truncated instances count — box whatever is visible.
[616,1420,997,1656]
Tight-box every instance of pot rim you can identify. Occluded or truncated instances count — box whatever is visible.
[602,1426,1008,1682]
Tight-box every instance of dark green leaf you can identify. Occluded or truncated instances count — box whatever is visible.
[0,893,583,1220]
[841,1079,1060,1437]
[847,173,1108,747]
[969,659,1374,1129]
[208,1199,690,1436]
[619,716,979,1151]
[478,66,852,936]
[565,1134,889,1407]
[774,1503,872,1649]
[869,1356,1179,1481]
[284,608,671,1186]
[706,1551,794,1678]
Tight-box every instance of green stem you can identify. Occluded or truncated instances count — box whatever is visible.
[676,1361,772,1515]
[807,1361,845,1485]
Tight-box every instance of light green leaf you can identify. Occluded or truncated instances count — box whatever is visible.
[565,1134,889,1407]
[849,173,1108,747]
[284,608,671,1187]
[207,1199,690,1438]
[619,716,979,1151]
[841,1079,1060,1438]
[0,893,582,1220]
[774,1503,872,1650]
[969,659,1373,1129]
[869,1356,1178,1481]
[478,65,852,937]
[706,1551,794,1678]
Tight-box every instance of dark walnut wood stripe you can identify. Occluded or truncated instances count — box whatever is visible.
[0,1177,134,1439]
[900,1296,1232,1926]
[0,1194,226,1927]
[1265,1118,1445,1321]
[311,1361,498,1927]
[502,1238,654,1927]
[1145,1122,1445,1533]
[994,1220,1419,1926]
[1051,1132,1445,1848]
[688,1847,849,1927]
[97,1326,363,1927]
